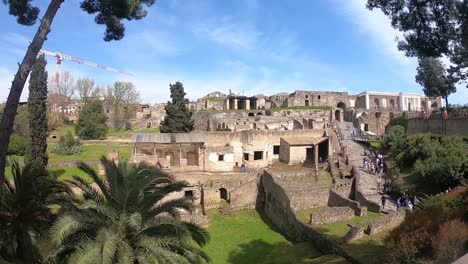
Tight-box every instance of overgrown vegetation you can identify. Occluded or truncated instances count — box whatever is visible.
[388,112,408,131]
[52,131,84,155]
[7,135,27,156]
[386,187,468,264]
[385,125,467,192]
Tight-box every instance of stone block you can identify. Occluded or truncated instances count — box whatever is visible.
[309,206,355,226]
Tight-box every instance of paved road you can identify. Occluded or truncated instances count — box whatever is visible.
[337,122,396,212]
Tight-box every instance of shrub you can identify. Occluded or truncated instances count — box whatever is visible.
[76,99,108,140]
[8,134,27,156]
[53,131,83,155]
[432,219,468,263]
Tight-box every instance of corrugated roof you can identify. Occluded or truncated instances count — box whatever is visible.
[132,133,207,143]
[132,133,171,143]
[174,133,207,143]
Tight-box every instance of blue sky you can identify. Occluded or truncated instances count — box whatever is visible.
[1,0,467,104]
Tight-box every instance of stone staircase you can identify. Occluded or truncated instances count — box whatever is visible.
[336,122,397,212]
[218,202,233,216]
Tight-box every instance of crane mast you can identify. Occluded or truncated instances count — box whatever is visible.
[38,49,132,85]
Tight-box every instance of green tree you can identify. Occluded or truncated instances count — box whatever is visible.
[27,54,48,166]
[0,161,70,263]
[50,158,209,263]
[76,100,108,140]
[366,0,468,85]
[388,112,408,131]
[416,57,457,108]
[1,0,157,191]
[160,82,194,133]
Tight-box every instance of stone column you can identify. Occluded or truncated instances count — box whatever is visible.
[246,99,250,110]
[365,93,370,110]
[225,99,230,110]
[234,99,238,110]
[314,144,319,171]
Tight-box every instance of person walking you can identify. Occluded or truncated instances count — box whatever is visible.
[381,195,387,210]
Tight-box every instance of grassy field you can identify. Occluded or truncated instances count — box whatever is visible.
[135,127,160,133]
[313,212,388,263]
[47,144,130,163]
[5,166,95,183]
[203,210,347,264]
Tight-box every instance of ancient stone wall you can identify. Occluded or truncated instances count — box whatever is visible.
[309,206,355,226]
[229,179,258,210]
[407,118,468,137]
[260,172,358,263]
[328,190,367,216]
[286,91,350,109]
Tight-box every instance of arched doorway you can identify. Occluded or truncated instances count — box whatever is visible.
[337,102,346,110]
[389,99,395,109]
[219,188,228,201]
[335,109,341,121]
[374,98,380,109]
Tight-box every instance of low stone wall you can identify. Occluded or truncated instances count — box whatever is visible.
[407,117,468,137]
[260,171,359,264]
[366,211,406,235]
[353,166,381,212]
[328,190,367,216]
[229,179,258,210]
[309,206,355,226]
[343,211,406,242]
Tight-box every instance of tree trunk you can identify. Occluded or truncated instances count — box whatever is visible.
[445,96,449,109]
[0,0,63,192]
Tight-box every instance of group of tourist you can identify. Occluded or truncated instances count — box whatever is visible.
[396,192,415,211]
[363,154,384,175]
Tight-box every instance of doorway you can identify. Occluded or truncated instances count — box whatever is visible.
[219,188,228,201]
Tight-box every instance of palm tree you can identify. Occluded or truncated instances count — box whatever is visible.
[0,161,71,263]
[50,157,210,264]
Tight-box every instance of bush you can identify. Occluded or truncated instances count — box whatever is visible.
[8,134,27,156]
[386,188,468,263]
[432,219,468,263]
[53,131,83,155]
[76,100,108,140]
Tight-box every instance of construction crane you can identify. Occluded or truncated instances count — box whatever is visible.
[38,49,132,85]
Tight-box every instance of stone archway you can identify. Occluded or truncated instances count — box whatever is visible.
[219,188,228,201]
[335,109,341,121]
[337,102,346,110]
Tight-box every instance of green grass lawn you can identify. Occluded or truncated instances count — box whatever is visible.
[314,212,382,241]
[135,127,160,133]
[5,166,95,183]
[47,144,130,163]
[314,212,388,264]
[203,210,347,264]
[107,128,132,138]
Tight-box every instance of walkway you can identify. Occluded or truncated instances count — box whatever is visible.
[337,122,396,212]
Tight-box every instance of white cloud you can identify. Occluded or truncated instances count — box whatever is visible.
[341,0,411,65]
[192,18,261,49]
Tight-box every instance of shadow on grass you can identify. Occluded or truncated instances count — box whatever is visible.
[227,239,291,264]
[227,239,328,264]
[340,236,388,264]
[51,169,65,179]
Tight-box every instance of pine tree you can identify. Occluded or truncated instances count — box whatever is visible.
[27,54,48,167]
[160,82,194,133]
[76,99,108,140]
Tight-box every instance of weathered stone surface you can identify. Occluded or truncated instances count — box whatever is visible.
[309,206,355,226]
[365,211,406,235]
[343,224,366,243]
